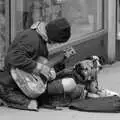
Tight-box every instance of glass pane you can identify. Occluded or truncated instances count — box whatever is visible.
[117,0,120,39]
[0,0,6,69]
[62,0,103,37]
[14,0,104,45]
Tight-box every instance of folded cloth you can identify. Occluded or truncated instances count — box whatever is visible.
[0,84,38,111]
[0,98,6,106]
[97,89,120,97]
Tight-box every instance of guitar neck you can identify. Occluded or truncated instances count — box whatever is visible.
[48,53,66,67]
[48,47,76,68]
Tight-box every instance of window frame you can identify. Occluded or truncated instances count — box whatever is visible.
[4,0,10,54]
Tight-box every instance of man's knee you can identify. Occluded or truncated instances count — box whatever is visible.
[62,78,77,93]
[47,78,77,95]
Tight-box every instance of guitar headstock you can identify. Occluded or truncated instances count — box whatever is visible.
[64,46,76,58]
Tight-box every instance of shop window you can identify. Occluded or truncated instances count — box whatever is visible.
[0,0,5,69]
[12,0,104,50]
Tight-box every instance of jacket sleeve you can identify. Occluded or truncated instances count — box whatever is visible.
[6,34,37,73]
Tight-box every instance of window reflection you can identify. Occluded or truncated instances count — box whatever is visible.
[23,0,64,29]
[22,0,103,35]
[11,0,104,51]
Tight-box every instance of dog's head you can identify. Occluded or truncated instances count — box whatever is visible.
[74,60,97,82]
[85,55,105,72]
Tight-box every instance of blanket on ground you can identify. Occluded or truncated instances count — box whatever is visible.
[69,96,120,113]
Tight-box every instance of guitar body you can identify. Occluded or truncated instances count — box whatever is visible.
[11,68,47,99]
[11,57,48,99]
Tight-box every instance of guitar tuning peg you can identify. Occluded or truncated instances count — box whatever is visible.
[70,47,76,55]
[63,46,76,58]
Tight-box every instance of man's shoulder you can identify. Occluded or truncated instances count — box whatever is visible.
[13,29,39,44]
[19,29,36,36]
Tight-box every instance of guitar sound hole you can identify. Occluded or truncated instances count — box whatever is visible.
[39,74,48,83]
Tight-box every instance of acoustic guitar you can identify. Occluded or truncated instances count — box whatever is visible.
[11,47,76,99]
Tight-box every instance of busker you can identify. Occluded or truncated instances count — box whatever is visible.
[0,17,85,111]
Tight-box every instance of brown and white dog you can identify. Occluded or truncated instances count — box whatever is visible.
[73,55,105,96]
[74,55,105,82]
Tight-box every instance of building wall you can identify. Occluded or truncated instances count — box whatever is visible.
[50,33,108,67]
[116,40,120,61]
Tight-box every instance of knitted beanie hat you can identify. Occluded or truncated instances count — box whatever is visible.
[46,18,71,43]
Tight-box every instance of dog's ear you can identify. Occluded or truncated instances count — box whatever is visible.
[85,55,105,65]
[85,56,93,60]
[85,55,99,61]
[74,62,83,74]
[98,56,105,65]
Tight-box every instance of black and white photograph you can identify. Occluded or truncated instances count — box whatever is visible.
[0,0,120,120]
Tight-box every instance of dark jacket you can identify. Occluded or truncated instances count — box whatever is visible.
[0,29,48,87]
[5,29,48,72]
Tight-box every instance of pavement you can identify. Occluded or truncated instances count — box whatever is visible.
[1,61,120,120]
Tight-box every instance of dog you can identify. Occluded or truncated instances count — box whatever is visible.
[73,58,100,94]
[55,55,105,98]
[73,55,109,98]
